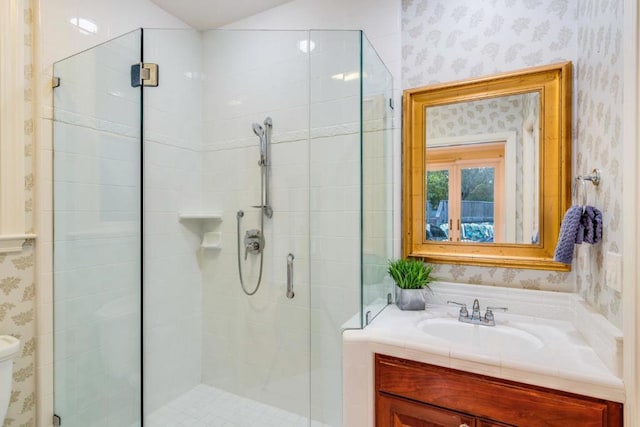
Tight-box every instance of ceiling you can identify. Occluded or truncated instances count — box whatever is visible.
[150,0,295,29]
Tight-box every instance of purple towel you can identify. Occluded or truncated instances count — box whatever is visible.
[554,206,582,264]
[554,205,604,264]
[581,206,603,244]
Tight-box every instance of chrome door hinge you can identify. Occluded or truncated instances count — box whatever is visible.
[131,63,159,87]
[53,414,62,426]
[52,77,60,89]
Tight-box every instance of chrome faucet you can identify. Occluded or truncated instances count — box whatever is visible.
[471,299,481,321]
[447,299,508,327]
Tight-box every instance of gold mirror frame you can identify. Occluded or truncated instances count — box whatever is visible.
[402,62,572,271]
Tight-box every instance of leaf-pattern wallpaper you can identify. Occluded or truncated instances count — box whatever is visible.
[1,1,36,426]
[402,0,577,87]
[402,0,623,328]
[574,0,622,327]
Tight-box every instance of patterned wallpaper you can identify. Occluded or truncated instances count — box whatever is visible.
[402,0,623,328]
[0,245,35,427]
[574,0,623,327]
[1,0,36,426]
[402,0,577,87]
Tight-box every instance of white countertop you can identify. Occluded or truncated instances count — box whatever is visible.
[342,282,625,427]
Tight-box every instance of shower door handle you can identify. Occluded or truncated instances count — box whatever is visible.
[286,253,295,299]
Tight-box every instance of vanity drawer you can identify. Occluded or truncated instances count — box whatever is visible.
[375,354,622,427]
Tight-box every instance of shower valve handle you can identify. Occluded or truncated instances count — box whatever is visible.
[244,241,259,260]
[243,229,264,260]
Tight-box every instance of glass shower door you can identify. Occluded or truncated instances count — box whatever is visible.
[53,30,143,427]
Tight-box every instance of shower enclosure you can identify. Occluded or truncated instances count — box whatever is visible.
[52,28,393,427]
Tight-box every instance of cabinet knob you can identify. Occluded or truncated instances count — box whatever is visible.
[459,424,469,427]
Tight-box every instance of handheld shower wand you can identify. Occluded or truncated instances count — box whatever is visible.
[237,117,274,296]
[262,117,272,165]
[252,122,267,166]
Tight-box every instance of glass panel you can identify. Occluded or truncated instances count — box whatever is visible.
[140,29,206,421]
[460,167,495,243]
[53,30,142,427]
[310,29,361,427]
[361,33,394,324]
[141,29,312,427]
[426,169,450,241]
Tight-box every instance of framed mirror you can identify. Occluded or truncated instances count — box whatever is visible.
[402,62,572,271]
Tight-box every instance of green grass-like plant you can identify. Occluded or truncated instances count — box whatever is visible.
[387,258,433,290]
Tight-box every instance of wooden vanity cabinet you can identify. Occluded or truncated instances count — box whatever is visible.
[375,354,623,427]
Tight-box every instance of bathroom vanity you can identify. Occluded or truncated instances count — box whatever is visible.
[343,283,624,427]
[375,354,622,426]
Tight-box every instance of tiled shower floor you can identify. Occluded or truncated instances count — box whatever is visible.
[145,384,329,427]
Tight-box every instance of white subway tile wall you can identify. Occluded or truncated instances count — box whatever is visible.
[142,29,204,413]
[200,29,312,420]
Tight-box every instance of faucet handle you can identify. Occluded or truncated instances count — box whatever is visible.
[447,300,468,318]
[484,306,508,322]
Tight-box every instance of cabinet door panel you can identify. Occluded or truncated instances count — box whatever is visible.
[377,393,475,427]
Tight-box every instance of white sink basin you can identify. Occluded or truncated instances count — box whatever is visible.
[416,317,544,352]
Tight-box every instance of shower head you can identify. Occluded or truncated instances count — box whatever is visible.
[252,123,264,138]
[252,122,267,165]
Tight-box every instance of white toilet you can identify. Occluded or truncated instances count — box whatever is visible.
[0,335,20,425]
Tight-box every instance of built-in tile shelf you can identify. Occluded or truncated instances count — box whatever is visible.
[178,212,223,221]
[178,212,223,249]
[201,232,222,250]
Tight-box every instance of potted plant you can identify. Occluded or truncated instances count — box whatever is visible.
[387,258,433,310]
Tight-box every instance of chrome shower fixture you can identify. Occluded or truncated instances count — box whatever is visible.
[236,117,274,296]
[252,122,266,166]
[252,117,272,167]
[250,116,273,219]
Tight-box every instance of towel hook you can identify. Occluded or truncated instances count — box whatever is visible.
[576,169,601,186]
[573,169,600,213]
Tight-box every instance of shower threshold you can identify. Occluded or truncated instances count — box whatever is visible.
[144,384,330,427]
